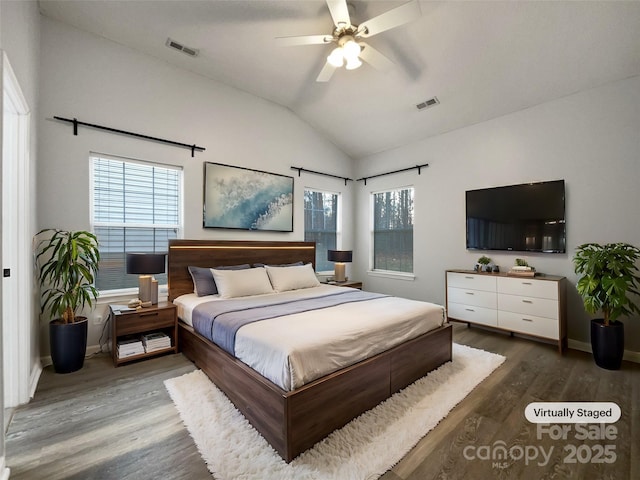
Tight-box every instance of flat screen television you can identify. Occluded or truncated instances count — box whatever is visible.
[466,180,566,253]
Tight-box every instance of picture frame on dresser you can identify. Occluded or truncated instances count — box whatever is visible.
[445,269,567,353]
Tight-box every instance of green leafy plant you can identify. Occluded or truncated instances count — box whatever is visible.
[477,255,491,265]
[515,258,529,267]
[573,242,640,326]
[36,229,100,324]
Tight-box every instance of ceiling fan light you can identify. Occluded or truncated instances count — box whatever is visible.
[342,40,361,60]
[345,57,362,70]
[327,48,344,67]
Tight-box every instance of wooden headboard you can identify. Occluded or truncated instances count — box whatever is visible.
[167,240,316,301]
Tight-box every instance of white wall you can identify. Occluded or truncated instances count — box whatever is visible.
[38,18,354,352]
[354,75,640,353]
[34,15,640,358]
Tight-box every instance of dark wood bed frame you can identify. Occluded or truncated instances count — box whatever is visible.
[168,239,452,462]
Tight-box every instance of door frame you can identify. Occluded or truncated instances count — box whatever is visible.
[2,51,37,410]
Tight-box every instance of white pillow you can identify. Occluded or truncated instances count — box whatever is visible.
[210,267,274,299]
[265,263,320,292]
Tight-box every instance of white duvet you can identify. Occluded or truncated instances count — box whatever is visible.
[174,284,445,391]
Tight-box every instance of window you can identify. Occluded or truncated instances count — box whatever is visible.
[372,187,414,273]
[304,189,339,271]
[91,154,182,292]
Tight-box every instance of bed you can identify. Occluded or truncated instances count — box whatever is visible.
[168,239,452,462]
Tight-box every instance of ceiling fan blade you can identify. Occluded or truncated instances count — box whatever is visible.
[358,42,395,71]
[326,0,351,28]
[316,61,337,82]
[275,34,333,47]
[358,0,421,38]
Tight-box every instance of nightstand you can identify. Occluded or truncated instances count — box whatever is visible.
[326,280,363,290]
[110,301,178,366]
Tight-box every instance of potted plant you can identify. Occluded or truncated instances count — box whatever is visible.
[573,242,640,370]
[477,255,491,272]
[36,229,100,373]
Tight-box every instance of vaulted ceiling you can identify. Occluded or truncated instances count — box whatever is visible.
[39,1,640,159]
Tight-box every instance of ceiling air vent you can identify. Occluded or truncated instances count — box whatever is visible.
[166,38,199,57]
[416,96,440,110]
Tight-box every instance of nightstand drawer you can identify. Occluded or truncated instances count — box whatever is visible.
[115,308,176,336]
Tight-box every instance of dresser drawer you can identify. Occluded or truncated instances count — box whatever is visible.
[115,308,176,336]
[498,294,559,320]
[447,272,497,292]
[448,287,496,309]
[497,277,558,300]
[447,302,498,327]
[498,311,559,340]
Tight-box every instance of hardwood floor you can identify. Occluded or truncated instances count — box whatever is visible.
[6,323,639,479]
[5,353,210,480]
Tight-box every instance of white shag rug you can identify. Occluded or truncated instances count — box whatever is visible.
[164,343,505,480]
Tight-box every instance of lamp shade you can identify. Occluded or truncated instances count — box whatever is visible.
[126,253,166,275]
[327,250,352,263]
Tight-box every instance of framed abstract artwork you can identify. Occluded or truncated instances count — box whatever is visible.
[203,162,294,232]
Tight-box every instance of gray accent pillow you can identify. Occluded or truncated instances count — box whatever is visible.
[188,264,250,296]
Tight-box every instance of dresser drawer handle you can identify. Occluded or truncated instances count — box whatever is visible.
[465,292,475,295]
[140,312,159,318]
[465,308,475,312]
[522,299,533,304]
[522,318,534,322]
[464,276,474,279]
[522,282,533,285]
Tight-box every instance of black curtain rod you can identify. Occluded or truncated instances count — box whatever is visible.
[53,116,206,157]
[291,166,353,186]
[357,163,429,185]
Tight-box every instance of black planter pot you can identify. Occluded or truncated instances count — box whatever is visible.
[49,317,88,374]
[590,319,624,370]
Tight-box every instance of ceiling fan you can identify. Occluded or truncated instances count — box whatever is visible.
[275,0,421,82]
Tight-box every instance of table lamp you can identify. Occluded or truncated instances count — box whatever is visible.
[328,250,352,283]
[126,253,166,305]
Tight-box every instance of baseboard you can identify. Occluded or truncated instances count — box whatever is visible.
[0,458,10,480]
[39,344,104,369]
[568,339,640,364]
[29,361,43,399]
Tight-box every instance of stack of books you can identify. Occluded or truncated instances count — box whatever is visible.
[141,332,171,353]
[508,265,536,277]
[117,337,145,359]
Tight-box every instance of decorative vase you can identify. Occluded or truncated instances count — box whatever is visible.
[49,317,88,374]
[590,319,624,370]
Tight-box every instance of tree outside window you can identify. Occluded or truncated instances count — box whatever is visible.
[372,187,414,273]
[304,189,339,272]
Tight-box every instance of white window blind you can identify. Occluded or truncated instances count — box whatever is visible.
[91,155,182,292]
[372,187,414,273]
[304,189,339,271]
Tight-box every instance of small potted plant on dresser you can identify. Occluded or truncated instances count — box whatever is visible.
[36,229,100,373]
[573,242,640,370]
[476,255,492,272]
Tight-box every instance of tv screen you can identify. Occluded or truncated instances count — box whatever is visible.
[466,180,566,253]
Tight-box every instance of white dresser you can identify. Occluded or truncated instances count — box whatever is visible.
[446,270,567,353]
